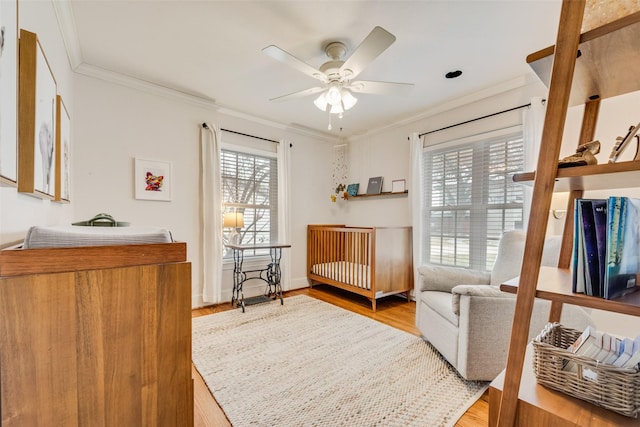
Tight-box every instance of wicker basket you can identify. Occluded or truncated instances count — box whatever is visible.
[532,323,640,418]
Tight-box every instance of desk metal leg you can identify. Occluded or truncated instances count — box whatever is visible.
[231,249,246,312]
[267,247,284,305]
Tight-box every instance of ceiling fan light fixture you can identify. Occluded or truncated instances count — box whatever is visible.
[313,94,329,111]
[330,103,344,115]
[341,89,357,110]
[326,83,342,106]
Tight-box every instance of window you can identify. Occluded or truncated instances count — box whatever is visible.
[424,130,524,270]
[221,148,278,257]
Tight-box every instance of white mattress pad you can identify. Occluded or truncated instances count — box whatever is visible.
[23,225,173,249]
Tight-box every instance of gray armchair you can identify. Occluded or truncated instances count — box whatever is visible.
[415,230,593,381]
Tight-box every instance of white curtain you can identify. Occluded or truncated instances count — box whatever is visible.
[200,123,224,304]
[409,132,424,293]
[277,139,292,290]
[522,97,546,230]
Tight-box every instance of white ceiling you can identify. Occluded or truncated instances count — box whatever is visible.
[66,0,562,138]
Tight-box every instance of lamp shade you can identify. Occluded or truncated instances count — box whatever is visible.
[223,212,244,228]
[313,94,328,111]
[326,84,342,106]
[341,90,358,110]
[330,103,344,114]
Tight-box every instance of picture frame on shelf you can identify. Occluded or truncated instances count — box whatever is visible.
[134,158,172,201]
[391,179,406,193]
[608,121,640,163]
[366,176,383,195]
[17,29,57,199]
[346,183,359,197]
[0,0,18,184]
[54,95,70,202]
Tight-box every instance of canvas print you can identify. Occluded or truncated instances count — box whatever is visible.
[0,0,17,182]
[33,41,57,196]
[135,158,172,201]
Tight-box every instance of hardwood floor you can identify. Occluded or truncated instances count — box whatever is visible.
[191,286,489,427]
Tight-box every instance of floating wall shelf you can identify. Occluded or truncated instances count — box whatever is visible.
[349,190,408,200]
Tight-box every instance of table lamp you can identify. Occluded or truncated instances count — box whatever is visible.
[223,212,244,245]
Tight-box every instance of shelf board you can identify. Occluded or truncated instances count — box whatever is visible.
[500,266,640,316]
[527,11,640,106]
[489,345,640,426]
[513,160,640,192]
[349,190,408,199]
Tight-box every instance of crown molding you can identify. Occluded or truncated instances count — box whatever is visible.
[75,63,220,109]
[348,74,539,142]
[75,64,336,141]
[52,0,83,70]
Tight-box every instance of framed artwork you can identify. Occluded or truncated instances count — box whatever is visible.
[17,29,57,198]
[391,179,406,193]
[54,95,70,202]
[134,158,172,201]
[346,183,359,197]
[366,176,383,195]
[0,0,18,183]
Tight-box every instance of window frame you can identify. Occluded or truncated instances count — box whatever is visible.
[423,126,524,271]
[220,143,278,260]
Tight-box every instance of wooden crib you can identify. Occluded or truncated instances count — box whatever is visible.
[307,224,413,311]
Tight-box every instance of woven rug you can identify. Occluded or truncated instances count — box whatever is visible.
[192,295,488,426]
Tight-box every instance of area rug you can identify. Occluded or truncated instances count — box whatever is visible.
[192,295,488,426]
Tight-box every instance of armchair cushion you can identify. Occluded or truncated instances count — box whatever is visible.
[417,264,490,293]
[489,230,562,286]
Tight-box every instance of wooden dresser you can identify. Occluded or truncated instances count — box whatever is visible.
[0,242,193,426]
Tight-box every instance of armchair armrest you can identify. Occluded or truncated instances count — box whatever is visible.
[451,284,512,315]
[417,263,490,293]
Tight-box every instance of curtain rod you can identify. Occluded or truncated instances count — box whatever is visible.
[200,123,279,144]
[417,102,536,138]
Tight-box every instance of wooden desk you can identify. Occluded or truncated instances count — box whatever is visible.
[0,243,193,426]
[226,243,291,312]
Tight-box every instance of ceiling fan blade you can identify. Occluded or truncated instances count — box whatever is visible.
[263,45,327,83]
[340,26,396,80]
[348,80,414,96]
[269,86,325,102]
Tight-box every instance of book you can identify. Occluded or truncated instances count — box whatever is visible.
[572,199,586,294]
[621,336,640,369]
[592,200,608,297]
[604,197,640,300]
[603,337,622,365]
[612,337,635,367]
[580,200,600,297]
[564,326,600,373]
[366,176,383,195]
[346,183,359,197]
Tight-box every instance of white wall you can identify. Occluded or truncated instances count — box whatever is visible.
[0,0,75,245]
[73,74,337,307]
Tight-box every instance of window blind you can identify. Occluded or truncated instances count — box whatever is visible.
[221,149,278,257]
[423,131,524,270]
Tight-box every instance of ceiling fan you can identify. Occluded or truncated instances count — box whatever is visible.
[262,26,414,117]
